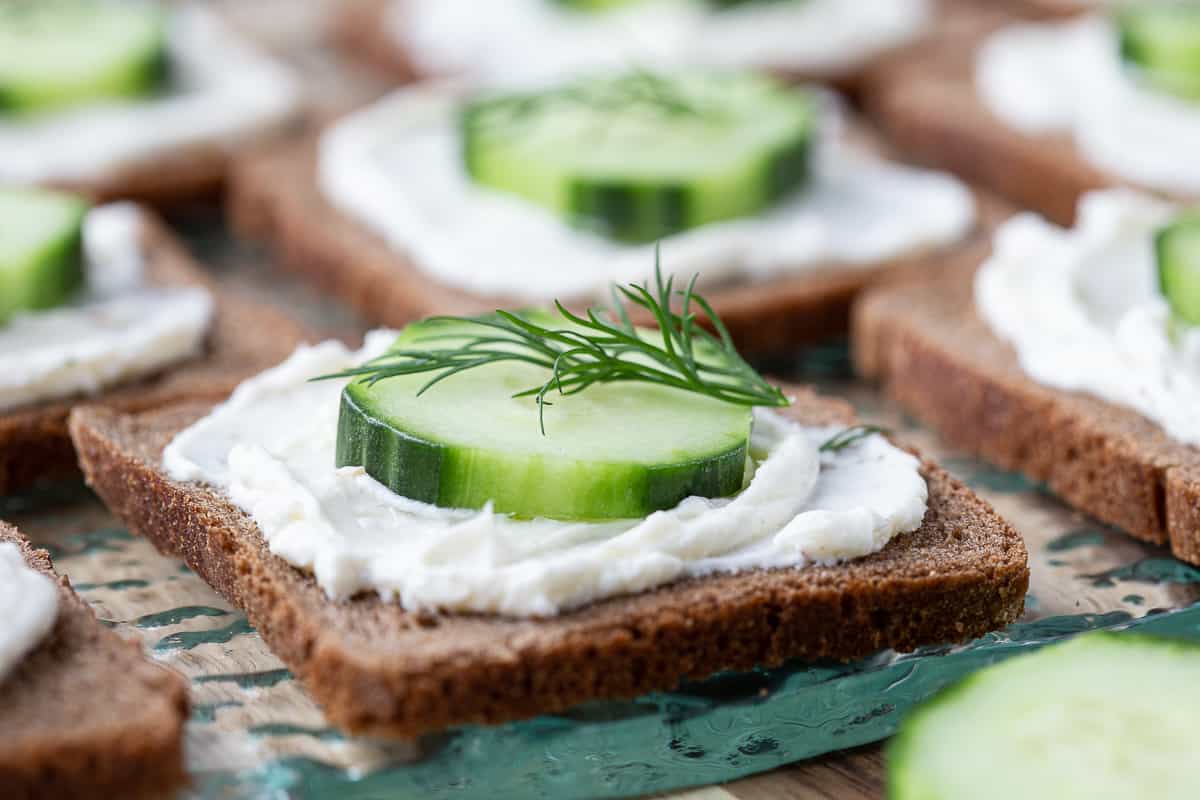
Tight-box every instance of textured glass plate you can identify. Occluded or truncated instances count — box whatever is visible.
[7,348,1200,799]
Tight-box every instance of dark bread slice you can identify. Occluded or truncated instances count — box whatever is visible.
[0,523,188,800]
[862,14,1119,227]
[0,209,308,495]
[229,134,992,354]
[46,141,232,209]
[853,257,1200,566]
[70,387,1029,740]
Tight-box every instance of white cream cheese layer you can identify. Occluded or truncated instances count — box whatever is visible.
[976,17,1200,195]
[390,0,931,87]
[0,6,300,184]
[0,204,214,412]
[318,88,974,302]
[977,189,1200,445]
[0,543,59,685]
[163,334,929,617]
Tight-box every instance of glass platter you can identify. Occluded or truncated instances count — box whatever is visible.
[7,226,1200,799]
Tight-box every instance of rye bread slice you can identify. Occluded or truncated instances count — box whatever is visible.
[228,132,992,355]
[69,387,1028,740]
[853,257,1200,566]
[863,16,1119,227]
[0,209,308,495]
[0,523,188,800]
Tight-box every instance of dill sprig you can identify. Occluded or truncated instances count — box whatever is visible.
[819,425,888,453]
[319,247,788,434]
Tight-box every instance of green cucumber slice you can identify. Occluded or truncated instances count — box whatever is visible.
[0,1,167,114]
[1118,4,1200,102]
[337,316,752,521]
[1156,212,1200,326]
[889,632,1200,800]
[0,187,89,325]
[461,71,815,243]
[551,0,645,11]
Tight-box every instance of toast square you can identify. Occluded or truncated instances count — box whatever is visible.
[853,259,1200,565]
[0,209,309,495]
[229,132,992,355]
[70,386,1028,740]
[0,523,189,800]
[863,17,1118,227]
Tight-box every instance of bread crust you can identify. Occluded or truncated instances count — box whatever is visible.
[0,210,308,495]
[70,388,1028,740]
[0,523,189,800]
[853,257,1200,565]
[863,14,1115,226]
[229,135,989,355]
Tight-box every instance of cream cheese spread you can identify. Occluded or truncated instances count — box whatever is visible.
[976,189,1200,445]
[0,204,215,412]
[318,87,975,302]
[976,17,1200,195]
[0,6,301,184]
[0,543,60,685]
[163,334,929,618]
[389,0,932,87]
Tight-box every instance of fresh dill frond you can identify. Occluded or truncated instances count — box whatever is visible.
[317,247,789,434]
[819,425,888,453]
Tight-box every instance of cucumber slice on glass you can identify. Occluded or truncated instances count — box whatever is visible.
[889,633,1200,799]
[337,316,753,521]
[0,187,89,325]
[0,0,167,114]
[1156,212,1200,326]
[461,71,815,243]
[1118,4,1200,102]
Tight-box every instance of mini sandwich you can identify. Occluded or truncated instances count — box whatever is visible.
[333,0,936,92]
[0,185,306,495]
[232,69,981,353]
[856,189,1200,565]
[0,0,302,206]
[72,262,1028,739]
[0,523,188,798]
[867,2,1200,225]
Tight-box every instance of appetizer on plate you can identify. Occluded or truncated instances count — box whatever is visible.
[71,266,1028,738]
[867,2,1200,225]
[0,0,301,206]
[856,189,1200,565]
[232,70,979,353]
[0,186,306,495]
[0,523,188,799]
[889,632,1200,799]
[334,0,934,91]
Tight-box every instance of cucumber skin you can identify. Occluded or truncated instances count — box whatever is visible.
[1155,213,1200,326]
[887,632,1200,799]
[0,201,86,325]
[337,381,749,521]
[1118,7,1200,102]
[0,9,168,114]
[460,89,812,244]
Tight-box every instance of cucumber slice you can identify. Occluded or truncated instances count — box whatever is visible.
[1156,212,1200,326]
[461,71,815,243]
[889,633,1200,799]
[0,187,89,325]
[551,0,645,11]
[337,316,752,521]
[0,1,167,114]
[1118,4,1200,102]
